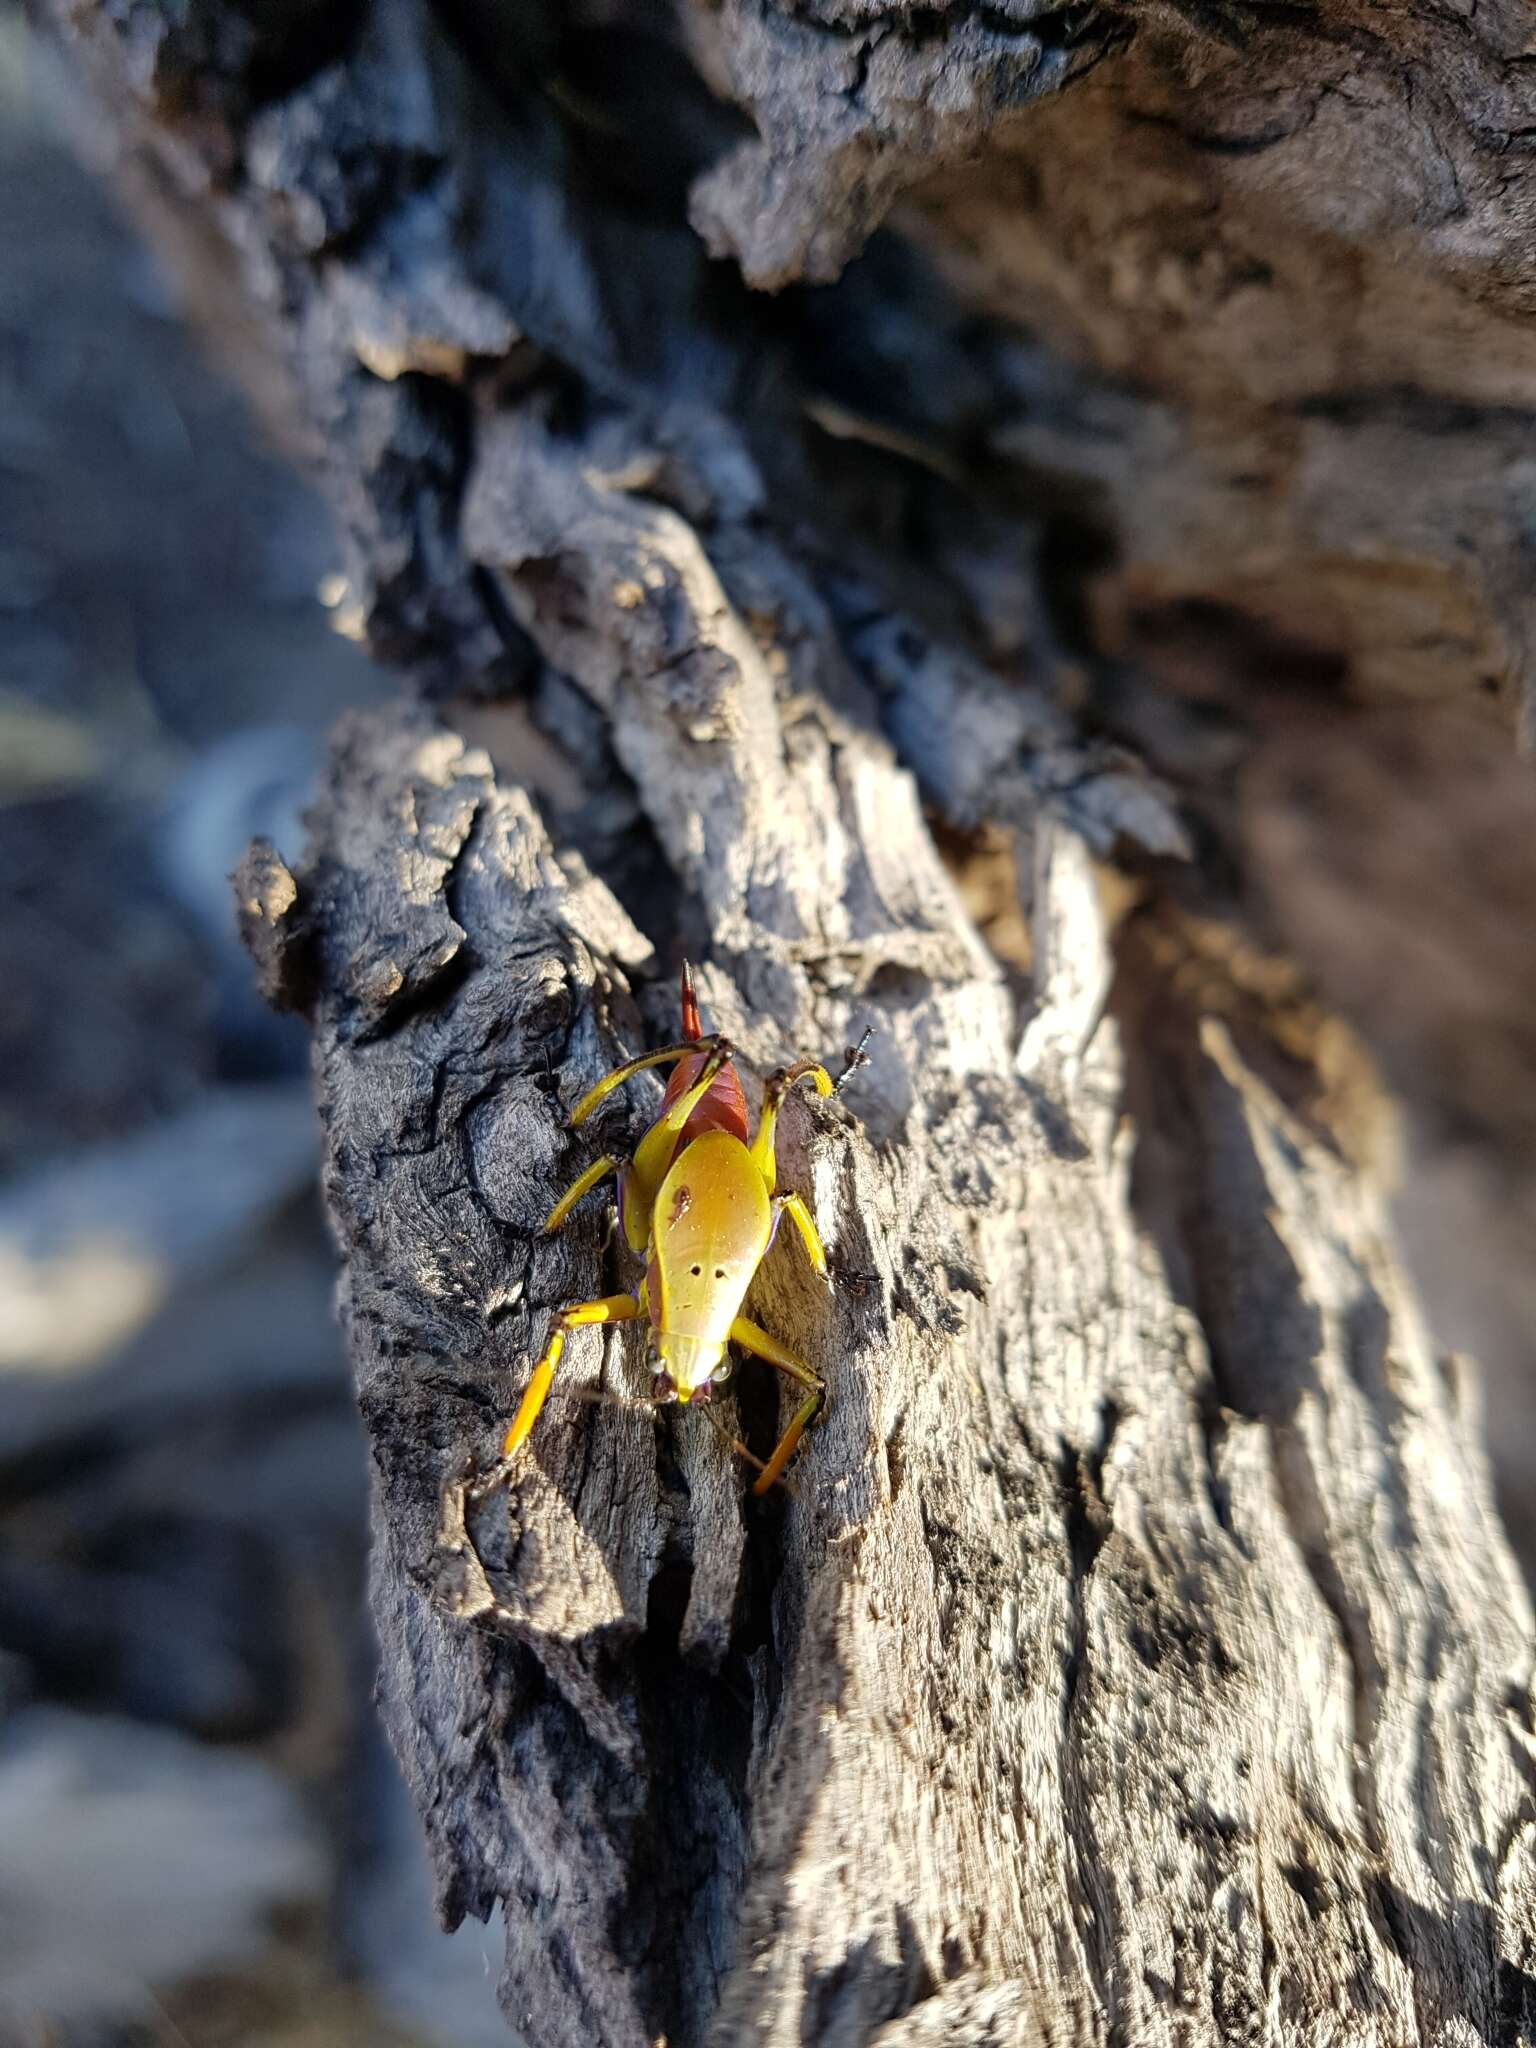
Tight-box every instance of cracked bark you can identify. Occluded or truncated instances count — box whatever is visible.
[44,0,1536,2041]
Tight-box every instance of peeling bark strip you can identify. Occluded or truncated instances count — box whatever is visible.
[44,0,1536,2039]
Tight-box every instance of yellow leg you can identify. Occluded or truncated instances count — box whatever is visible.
[570,1035,728,1127]
[696,1401,774,1483]
[543,1154,619,1232]
[775,1192,827,1276]
[750,1058,835,1187]
[499,1294,643,1461]
[755,1394,825,1496]
[728,1315,826,1495]
[630,1035,733,1190]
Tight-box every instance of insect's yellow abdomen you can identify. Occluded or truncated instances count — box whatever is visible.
[650,1131,772,1397]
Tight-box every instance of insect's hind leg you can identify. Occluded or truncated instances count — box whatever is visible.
[569,1035,730,1128]
[749,1059,835,1188]
[629,1035,735,1189]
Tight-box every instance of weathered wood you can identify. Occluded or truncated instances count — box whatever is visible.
[690,0,1536,740]
[44,0,1536,2040]
[244,650,1535,2045]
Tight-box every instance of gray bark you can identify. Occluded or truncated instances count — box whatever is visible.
[234,657,1536,2048]
[42,0,1536,2040]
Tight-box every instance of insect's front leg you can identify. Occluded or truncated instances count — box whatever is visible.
[466,1291,644,1502]
[729,1315,826,1495]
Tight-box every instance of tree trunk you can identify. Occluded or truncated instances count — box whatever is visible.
[42,0,1536,2041]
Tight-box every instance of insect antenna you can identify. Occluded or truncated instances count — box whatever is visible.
[554,1384,660,1416]
[550,1382,794,1492]
[699,1398,792,1493]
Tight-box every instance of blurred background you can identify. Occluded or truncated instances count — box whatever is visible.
[0,17,511,2045]
[1,5,1533,2043]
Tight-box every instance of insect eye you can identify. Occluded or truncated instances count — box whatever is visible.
[714,1267,726,1279]
[690,1264,702,1276]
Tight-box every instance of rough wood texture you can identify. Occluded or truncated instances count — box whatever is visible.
[239,679,1536,2047]
[689,0,1536,740]
[42,0,1536,2040]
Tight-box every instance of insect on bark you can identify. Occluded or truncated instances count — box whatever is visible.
[473,964,870,1498]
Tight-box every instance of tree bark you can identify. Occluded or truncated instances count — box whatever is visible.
[43,0,1536,2041]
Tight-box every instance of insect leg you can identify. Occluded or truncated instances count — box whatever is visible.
[482,1293,643,1483]
[629,1035,734,1188]
[833,1026,875,1095]
[773,1192,828,1277]
[749,1058,835,1188]
[542,1153,620,1232]
[728,1315,826,1495]
[651,1035,733,1135]
[569,1036,728,1128]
